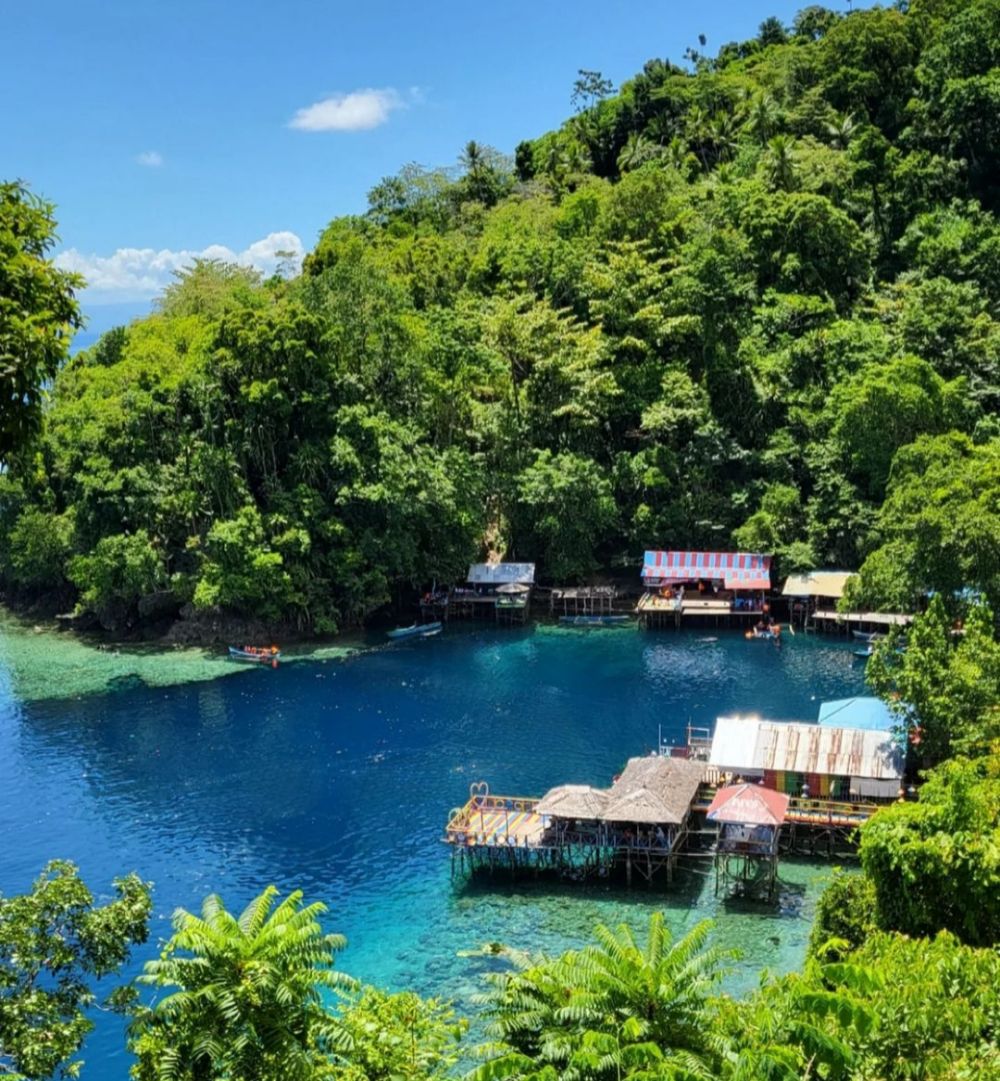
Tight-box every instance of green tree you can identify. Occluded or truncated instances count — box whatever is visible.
[68,531,167,630]
[130,886,355,1081]
[3,507,74,590]
[515,451,617,581]
[808,870,878,960]
[155,259,264,319]
[827,355,970,499]
[859,754,1000,945]
[845,435,1000,610]
[571,69,615,112]
[866,596,1000,763]
[758,16,788,47]
[193,505,302,623]
[0,182,82,461]
[0,861,150,1081]
[328,988,465,1081]
[474,915,731,1081]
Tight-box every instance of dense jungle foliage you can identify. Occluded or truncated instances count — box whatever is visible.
[4,0,1000,637]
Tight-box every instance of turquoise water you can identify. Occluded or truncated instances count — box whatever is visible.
[0,624,865,1078]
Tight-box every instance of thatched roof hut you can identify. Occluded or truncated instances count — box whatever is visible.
[536,784,609,819]
[601,756,704,825]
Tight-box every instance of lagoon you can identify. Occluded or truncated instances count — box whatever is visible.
[0,622,866,1079]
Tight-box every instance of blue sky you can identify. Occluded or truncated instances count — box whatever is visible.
[3,0,867,333]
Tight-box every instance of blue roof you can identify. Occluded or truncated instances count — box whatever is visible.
[817,697,895,732]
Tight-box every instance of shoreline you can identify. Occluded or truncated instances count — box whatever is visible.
[0,607,365,705]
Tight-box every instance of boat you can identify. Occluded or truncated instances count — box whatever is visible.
[387,621,442,640]
[558,615,632,627]
[746,627,781,640]
[228,646,281,664]
[852,630,884,642]
[853,647,874,659]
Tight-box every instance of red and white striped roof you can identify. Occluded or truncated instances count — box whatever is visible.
[642,550,771,590]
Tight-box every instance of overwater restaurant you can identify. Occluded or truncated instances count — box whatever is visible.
[638,550,772,624]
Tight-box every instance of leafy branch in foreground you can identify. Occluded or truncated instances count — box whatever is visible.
[129,885,355,1081]
[0,860,151,1081]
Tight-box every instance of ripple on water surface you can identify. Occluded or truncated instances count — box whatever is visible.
[0,623,866,1080]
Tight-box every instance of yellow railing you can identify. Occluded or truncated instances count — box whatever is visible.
[446,794,540,834]
[786,797,879,823]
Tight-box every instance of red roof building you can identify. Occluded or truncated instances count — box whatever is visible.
[706,783,789,827]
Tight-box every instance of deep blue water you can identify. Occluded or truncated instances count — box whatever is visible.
[0,625,865,1079]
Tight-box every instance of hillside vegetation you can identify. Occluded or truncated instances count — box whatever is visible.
[4,0,1000,632]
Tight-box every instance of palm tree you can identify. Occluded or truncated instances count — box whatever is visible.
[824,112,856,151]
[764,134,798,191]
[473,914,732,1081]
[664,136,698,178]
[744,94,780,147]
[708,112,740,164]
[617,133,662,173]
[130,887,356,1081]
[685,105,714,170]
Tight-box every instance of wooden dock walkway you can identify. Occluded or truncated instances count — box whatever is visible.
[636,593,766,628]
[444,778,882,888]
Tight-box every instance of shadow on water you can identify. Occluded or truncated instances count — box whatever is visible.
[452,859,707,909]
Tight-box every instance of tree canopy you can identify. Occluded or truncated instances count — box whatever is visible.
[4,2,1000,633]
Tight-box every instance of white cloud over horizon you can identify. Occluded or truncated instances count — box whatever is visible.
[289,87,404,131]
[55,231,305,304]
[136,150,164,167]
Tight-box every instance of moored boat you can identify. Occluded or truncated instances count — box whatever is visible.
[558,615,632,627]
[228,646,281,664]
[387,621,443,640]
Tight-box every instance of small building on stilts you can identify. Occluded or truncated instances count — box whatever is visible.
[706,783,789,899]
[637,551,772,629]
[424,562,535,625]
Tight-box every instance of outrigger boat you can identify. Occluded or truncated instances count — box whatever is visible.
[228,646,281,664]
[852,630,884,642]
[387,621,443,640]
[559,615,631,627]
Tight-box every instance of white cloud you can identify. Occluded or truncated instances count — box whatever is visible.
[54,231,305,303]
[289,88,402,132]
[136,150,164,167]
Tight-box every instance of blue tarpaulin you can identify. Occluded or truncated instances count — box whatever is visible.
[817,697,895,732]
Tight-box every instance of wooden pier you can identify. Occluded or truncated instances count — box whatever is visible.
[636,593,767,629]
[808,609,912,634]
[550,586,619,617]
[443,763,882,897]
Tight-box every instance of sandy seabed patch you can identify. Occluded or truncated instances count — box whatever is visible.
[0,609,358,703]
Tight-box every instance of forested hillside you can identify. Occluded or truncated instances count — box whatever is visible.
[4,0,1000,633]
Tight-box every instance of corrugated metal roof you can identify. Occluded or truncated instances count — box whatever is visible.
[468,563,535,584]
[709,715,903,781]
[707,783,789,826]
[782,570,854,598]
[642,551,771,590]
